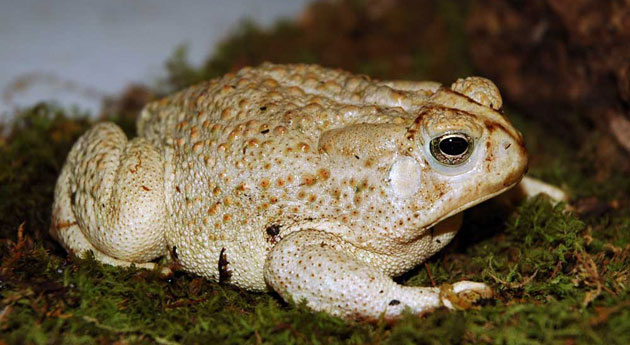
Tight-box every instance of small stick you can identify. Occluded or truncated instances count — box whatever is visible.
[425,263,436,287]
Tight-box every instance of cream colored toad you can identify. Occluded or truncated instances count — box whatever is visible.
[51,63,544,320]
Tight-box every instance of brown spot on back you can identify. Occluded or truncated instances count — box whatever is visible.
[318,168,330,180]
[192,141,203,152]
[302,175,316,186]
[260,179,270,189]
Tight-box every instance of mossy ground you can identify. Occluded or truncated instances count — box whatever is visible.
[1,1,629,344]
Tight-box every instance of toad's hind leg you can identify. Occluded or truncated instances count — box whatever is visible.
[50,122,168,269]
[265,230,492,321]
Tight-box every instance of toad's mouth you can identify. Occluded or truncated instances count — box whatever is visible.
[422,176,523,232]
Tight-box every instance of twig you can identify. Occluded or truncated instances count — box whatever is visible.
[424,263,436,287]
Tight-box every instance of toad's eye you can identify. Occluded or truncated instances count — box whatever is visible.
[430,133,473,166]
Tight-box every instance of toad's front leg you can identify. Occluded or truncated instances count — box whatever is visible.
[264,230,492,320]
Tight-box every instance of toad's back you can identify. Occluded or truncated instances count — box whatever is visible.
[135,63,434,290]
[137,63,435,144]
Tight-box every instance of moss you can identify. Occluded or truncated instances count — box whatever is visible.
[1,0,629,343]
[0,104,91,243]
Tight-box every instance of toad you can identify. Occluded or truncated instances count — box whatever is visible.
[51,63,558,320]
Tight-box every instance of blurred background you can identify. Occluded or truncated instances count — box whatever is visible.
[0,0,310,119]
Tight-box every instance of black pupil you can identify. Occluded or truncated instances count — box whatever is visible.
[439,136,468,156]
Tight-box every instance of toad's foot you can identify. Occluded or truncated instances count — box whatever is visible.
[517,176,568,203]
[264,230,492,321]
[50,122,169,269]
[498,175,569,207]
[440,281,493,310]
